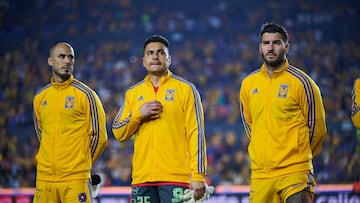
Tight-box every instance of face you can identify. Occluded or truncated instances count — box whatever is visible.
[48,43,75,82]
[143,42,171,76]
[259,32,289,70]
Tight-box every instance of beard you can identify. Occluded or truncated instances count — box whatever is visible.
[261,50,286,68]
[53,68,72,81]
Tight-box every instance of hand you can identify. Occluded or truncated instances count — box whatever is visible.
[139,100,163,121]
[180,183,215,203]
[191,181,205,200]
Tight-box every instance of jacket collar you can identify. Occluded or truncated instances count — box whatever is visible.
[260,59,289,78]
[50,75,74,89]
[144,70,172,86]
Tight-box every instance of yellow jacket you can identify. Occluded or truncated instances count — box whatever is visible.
[351,78,360,129]
[33,75,107,181]
[239,60,327,179]
[112,70,207,185]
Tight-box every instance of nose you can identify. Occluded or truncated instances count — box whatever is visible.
[267,43,274,50]
[64,56,72,63]
[152,53,159,59]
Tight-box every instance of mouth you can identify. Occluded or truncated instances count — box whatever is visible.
[62,66,72,72]
[150,62,161,66]
[266,52,276,57]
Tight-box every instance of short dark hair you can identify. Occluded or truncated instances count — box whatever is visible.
[143,35,169,50]
[259,23,289,43]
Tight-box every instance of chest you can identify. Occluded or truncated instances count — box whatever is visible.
[39,89,87,124]
[248,78,300,117]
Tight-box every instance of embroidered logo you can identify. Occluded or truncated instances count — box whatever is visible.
[78,192,87,202]
[42,100,47,106]
[64,96,75,109]
[138,96,144,101]
[172,187,184,202]
[278,84,289,98]
[132,187,139,195]
[165,89,175,101]
[252,88,259,94]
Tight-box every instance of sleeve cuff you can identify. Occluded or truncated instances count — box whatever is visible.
[191,173,206,182]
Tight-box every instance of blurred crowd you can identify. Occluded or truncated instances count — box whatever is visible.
[0,0,360,188]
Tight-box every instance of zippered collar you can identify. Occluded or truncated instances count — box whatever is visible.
[144,70,173,86]
[50,75,74,89]
[260,59,289,78]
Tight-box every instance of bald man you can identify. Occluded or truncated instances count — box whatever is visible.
[33,42,108,203]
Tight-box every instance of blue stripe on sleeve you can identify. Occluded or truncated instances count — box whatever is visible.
[71,80,99,157]
[173,74,207,174]
[287,67,316,143]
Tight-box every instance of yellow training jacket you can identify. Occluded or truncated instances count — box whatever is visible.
[33,75,107,181]
[239,60,327,179]
[112,70,207,185]
[351,78,360,129]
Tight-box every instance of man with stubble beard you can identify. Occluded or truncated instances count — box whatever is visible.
[239,23,327,203]
[33,42,107,203]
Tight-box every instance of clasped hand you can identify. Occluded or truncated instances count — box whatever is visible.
[140,100,163,120]
[180,183,215,203]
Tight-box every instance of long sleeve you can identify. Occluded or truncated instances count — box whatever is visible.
[33,94,42,141]
[112,90,143,142]
[351,78,360,129]
[239,79,252,140]
[300,77,327,157]
[89,92,108,164]
[186,85,207,181]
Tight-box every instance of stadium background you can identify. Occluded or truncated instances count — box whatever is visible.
[0,0,359,200]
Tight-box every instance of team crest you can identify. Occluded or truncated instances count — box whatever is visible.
[165,89,175,101]
[64,96,75,109]
[138,96,144,101]
[78,192,87,202]
[278,84,288,98]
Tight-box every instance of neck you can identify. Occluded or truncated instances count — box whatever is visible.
[149,70,167,87]
[264,60,286,75]
[150,76,160,87]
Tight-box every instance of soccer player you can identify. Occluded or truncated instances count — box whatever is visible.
[351,77,360,129]
[239,23,327,203]
[112,35,208,203]
[33,42,108,203]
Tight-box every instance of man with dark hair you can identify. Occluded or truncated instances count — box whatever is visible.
[112,35,212,203]
[239,23,327,203]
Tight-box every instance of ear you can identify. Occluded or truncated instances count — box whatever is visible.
[285,43,290,54]
[258,43,261,55]
[142,56,145,67]
[168,55,172,66]
[48,57,53,67]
